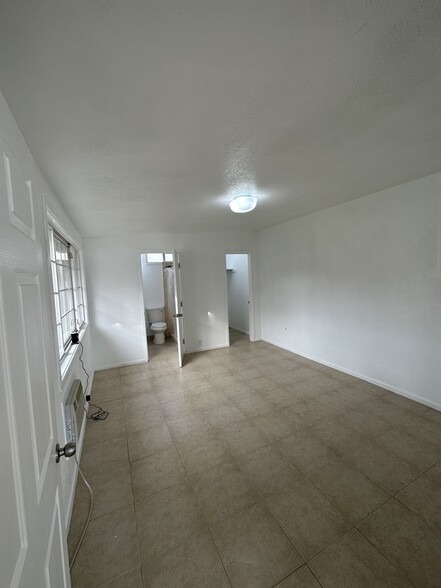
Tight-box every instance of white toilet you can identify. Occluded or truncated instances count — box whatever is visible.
[147,306,167,344]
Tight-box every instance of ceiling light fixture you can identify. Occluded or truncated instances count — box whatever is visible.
[229,194,257,214]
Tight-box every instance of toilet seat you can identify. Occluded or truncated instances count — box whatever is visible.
[151,321,167,330]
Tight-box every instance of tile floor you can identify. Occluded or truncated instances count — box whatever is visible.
[68,330,441,587]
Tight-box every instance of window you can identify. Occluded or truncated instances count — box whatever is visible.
[145,253,173,263]
[48,226,86,359]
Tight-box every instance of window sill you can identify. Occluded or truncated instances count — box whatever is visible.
[60,325,88,382]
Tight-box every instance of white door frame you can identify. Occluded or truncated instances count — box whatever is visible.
[137,250,184,366]
[223,251,255,345]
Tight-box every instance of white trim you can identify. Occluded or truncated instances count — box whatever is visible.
[224,250,255,345]
[94,358,147,371]
[229,326,249,336]
[262,336,441,412]
[59,325,89,383]
[185,343,229,354]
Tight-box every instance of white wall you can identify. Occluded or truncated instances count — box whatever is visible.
[0,90,92,530]
[226,254,250,334]
[140,257,164,308]
[259,173,441,409]
[84,232,259,369]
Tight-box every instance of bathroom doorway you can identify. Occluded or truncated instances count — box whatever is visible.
[225,253,252,345]
[139,251,185,367]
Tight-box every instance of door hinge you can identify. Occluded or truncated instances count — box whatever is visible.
[178,262,181,269]
[183,338,185,344]
[180,301,183,308]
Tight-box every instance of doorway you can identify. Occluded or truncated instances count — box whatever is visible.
[139,251,185,367]
[225,253,252,345]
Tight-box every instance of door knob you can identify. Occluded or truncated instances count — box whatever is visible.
[56,442,76,463]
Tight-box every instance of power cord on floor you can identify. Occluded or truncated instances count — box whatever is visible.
[77,340,110,421]
[70,454,94,570]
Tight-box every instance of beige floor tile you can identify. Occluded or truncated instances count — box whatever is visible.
[221,420,269,456]
[124,404,165,434]
[400,415,441,450]
[309,528,412,587]
[98,567,143,588]
[380,392,431,416]
[375,426,441,471]
[127,423,174,462]
[135,482,206,563]
[309,419,365,455]
[121,379,154,398]
[83,399,126,447]
[71,460,133,525]
[190,460,259,526]
[123,392,159,414]
[79,434,129,476]
[166,413,214,443]
[275,431,338,476]
[396,472,441,535]
[275,565,321,587]
[341,439,420,495]
[154,385,187,404]
[211,501,303,588]
[423,408,441,426]
[204,404,247,428]
[250,411,298,443]
[69,505,139,588]
[93,367,121,383]
[91,378,122,403]
[266,478,352,560]
[176,432,232,474]
[70,334,441,587]
[237,444,302,497]
[427,460,441,485]
[130,446,187,501]
[307,456,389,523]
[337,408,393,439]
[141,531,230,587]
[358,498,441,587]
[232,393,276,419]
[120,364,147,377]
[160,397,197,421]
[357,397,415,427]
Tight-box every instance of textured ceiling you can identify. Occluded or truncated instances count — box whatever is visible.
[0,0,440,237]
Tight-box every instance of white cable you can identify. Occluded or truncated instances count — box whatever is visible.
[70,455,94,571]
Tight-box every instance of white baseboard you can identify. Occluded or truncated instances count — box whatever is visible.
[229,326,250,336]
[261,336,441,412]
[94,358,147,371]
[185,343,229,354]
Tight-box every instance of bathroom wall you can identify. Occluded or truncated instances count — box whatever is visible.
[140,256,165,309]
[259,172,441,409]
[140,255,165,337]
[226,254,250,335]
[84,231,259,369]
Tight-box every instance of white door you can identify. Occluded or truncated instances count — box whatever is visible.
[172,250,185,368]
[0,139,70,587]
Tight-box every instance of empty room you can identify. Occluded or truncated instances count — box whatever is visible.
[0,1,440,587]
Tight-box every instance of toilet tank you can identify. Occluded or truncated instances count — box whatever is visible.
[147,306,164,323]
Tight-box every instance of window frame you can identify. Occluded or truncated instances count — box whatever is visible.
[48,225,86,361]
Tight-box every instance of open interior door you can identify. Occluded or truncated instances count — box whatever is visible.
[172,250,185,367]
[0,139,70,586]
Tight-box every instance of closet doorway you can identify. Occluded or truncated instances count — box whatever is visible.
[225,253,252,345]
[139,251,185,367]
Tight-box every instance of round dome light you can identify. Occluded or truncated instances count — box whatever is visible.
[229,194,257,213]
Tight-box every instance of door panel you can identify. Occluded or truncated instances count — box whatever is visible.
[17,273,54,502]
[0,139,70,587]
[172,250,184,368]
[0,323,28,587]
